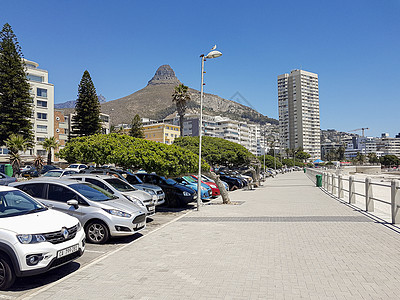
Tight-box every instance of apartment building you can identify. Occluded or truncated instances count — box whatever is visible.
[166,114,267,156]
[278,69,320,160]
[143,123,180,144]
[0,59,54,163]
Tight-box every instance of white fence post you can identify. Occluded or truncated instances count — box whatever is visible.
[365,177,374,212]
[391,180,400,224]
[332,174,336,195]
[338,175,343,199]
[349,176,355,204]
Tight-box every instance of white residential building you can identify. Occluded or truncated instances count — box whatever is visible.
[0,59,54,163]
[278,69,321,160]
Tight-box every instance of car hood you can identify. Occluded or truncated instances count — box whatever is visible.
[99,198,145,215]
[175,183,196,194]
[134,183,163,191]
[0,209,78,234]
[122,190,152,201]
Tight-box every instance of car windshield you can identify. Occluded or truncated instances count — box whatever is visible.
[126,173,143,184]
[0,190,47,218]
[69,183,116,201]
[43,170,62,177]
[68,164,78,168]
[161,177,177,185]
[183,176,196,183]
[104,178,136,192]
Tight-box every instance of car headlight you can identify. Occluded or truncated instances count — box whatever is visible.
[125,195,145,207]
[17,234,46,244]
[77,222,82,231]
[182,191,191,197]
[103,209,131,218]
[209,184,217,188]
[144,189,155,195]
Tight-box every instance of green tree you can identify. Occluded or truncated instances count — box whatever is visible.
[380,155,400,167]
[172,84,190,135]
[72,70,101,136]
[258,155,282,169]
[59,134,205,178]
[129,114,144,138]
[5,133,28,176]
[336,145,346,161]
[40,136,59,165]
[295,150,311,162]
[174,136,258,204]
[367,152,379,164]
[0,23,33,146]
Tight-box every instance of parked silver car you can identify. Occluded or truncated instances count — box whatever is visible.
[10,179,146,244]
[66,174,156,216]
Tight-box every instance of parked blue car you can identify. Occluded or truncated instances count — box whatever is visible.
[174,176,212,200]
[0,172,17,186]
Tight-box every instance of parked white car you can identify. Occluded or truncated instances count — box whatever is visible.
[11,179,146,244]
[0,186,85,290]
[64,164,88,172]
[66,174,156,216]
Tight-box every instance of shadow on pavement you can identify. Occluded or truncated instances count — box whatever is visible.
[10,262,81,291]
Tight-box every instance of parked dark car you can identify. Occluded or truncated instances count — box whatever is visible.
[217,173,244,190]
[21,165,58,177]
[135,173,197,207]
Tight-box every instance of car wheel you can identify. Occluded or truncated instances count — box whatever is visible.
[85,221,109,244]
[0,257,15,290]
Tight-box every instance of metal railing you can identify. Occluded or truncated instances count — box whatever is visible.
[306,168,400,224]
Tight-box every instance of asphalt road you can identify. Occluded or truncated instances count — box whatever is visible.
[0,205,195,299]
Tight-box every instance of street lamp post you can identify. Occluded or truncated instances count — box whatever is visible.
[197,47,222,211]
[263,132,266,182]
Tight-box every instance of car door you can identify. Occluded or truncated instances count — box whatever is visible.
[46,183,82,217]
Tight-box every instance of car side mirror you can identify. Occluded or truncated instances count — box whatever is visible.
[67,199,79,209]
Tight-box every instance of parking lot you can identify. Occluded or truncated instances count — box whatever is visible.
[0,205,195,299]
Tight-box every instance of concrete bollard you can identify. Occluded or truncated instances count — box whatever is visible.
[332,174,336,195]
[391,180,400,224]
[365,177,374,212]
[349,176,355,204]
[338,175,344,199]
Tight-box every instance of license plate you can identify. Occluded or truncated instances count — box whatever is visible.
[57,244,79,258]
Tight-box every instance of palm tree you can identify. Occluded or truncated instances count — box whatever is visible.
[40,137,59,165]
[33,155,44,174]
[5,134,29,176]
[172,84,190,136]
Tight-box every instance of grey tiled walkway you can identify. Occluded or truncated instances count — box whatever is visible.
[25,172,400,299]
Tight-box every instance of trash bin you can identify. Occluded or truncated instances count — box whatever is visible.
[303,168,306,173]
[316,174,322,187]
[4,164,13,177]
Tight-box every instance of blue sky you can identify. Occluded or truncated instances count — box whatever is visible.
[1,0,399,137]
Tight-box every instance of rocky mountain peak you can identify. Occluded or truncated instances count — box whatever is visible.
[147,65,181,86]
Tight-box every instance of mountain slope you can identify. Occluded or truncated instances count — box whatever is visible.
[96,65,277,125]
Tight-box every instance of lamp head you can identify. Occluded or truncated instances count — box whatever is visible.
[205,50,222,59]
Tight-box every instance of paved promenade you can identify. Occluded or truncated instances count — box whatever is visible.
[24,172,400,299]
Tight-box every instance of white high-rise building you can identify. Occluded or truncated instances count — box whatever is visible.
[25,59,55,158]
[278,69,320,160]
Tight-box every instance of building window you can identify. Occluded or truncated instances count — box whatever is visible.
[37,150,47,156]
[37,125,47,132]
[37,100,47,107]
[27,74,43,82]
[37,88,47,98]
[56,128,60,133]
[37,112,47,120]
[56,116,60,121]
[37,137,45,142]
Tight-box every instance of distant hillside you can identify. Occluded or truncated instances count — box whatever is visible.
[55,94,106,109]
[100,65,278,126]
